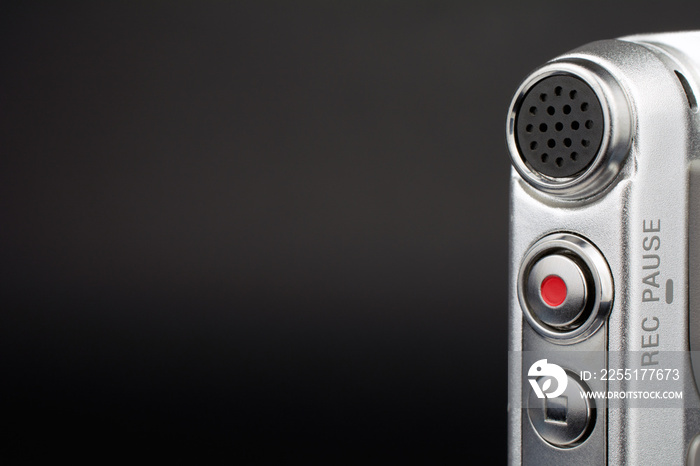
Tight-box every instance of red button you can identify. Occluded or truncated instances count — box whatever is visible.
[541,275,567,307]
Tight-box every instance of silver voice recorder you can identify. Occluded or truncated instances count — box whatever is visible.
[507,32,700,465]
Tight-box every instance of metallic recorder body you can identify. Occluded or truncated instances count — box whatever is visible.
[507,32,700,465]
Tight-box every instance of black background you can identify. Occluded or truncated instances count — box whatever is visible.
[3,1,700,463]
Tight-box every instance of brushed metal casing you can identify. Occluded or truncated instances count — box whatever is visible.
[508,32,700,465]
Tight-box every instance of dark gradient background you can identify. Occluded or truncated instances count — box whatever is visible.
[2,1,700,463]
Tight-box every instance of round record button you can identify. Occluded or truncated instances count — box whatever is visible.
[518,232,613,342]
[525,254,588,329]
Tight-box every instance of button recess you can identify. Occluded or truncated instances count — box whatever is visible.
[517,233,614,343]
[528,371,595,448]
